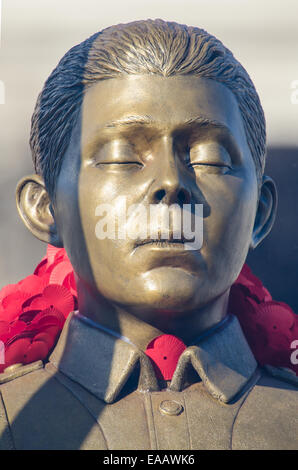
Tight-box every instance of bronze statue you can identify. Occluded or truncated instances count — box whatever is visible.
[0,19,297,450]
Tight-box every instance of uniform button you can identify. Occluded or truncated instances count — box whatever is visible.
[159,400,184,416]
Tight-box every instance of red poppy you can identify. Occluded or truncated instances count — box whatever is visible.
[146,335,186,380]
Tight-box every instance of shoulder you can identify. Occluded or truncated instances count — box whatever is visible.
[0,361,55,406]
[232,366,298,449]
[0,362,106,449]
[0,361,46,449]
[0,361,44,386]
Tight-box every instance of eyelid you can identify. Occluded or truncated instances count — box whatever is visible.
[188,162,232,168]
[188,142,233,167]
[90,138,143,165]
[95,161,143,166]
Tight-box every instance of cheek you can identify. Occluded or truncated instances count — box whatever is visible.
[200,173,258,272]
[55,161,125,286]
[77,170,133,281]
[54,173,96,284]
[79,173,113,253]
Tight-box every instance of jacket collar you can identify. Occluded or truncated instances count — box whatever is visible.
[49,312,258,404]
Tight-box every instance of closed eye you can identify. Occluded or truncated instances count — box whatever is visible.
[186,141,234,171]
[187,162,232,175]
[93,161,143,168]
[188,162,232,169]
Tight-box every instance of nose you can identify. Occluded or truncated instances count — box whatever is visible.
[149,136,191,206]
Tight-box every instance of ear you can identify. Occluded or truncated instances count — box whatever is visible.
[16,174,63,247]
[250,175,278,249]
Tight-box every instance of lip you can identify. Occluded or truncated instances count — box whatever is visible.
[130,236,203,273]
[135,231,195,244]
[131,239,202,275]
[134,236,196,251]
[137,240,186,249]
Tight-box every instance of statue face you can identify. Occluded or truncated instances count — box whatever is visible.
[54,74,258,319]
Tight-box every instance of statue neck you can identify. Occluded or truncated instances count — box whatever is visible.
[76,279,230,349]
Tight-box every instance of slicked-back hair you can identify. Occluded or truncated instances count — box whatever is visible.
[30,19,266,199]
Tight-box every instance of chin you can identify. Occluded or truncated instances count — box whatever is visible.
[139,266,204,312]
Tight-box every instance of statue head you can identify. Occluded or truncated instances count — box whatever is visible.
[16,19,277,342]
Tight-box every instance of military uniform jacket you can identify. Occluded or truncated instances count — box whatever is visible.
[0,313,297,450]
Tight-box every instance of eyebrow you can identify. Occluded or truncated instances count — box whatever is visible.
[85,114,240,162]
[102,114,229,132]
[103,115,154,129]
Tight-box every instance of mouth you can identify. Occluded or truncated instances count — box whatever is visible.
[134,234,195,249]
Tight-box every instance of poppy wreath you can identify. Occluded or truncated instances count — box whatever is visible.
[0,244,297,376]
